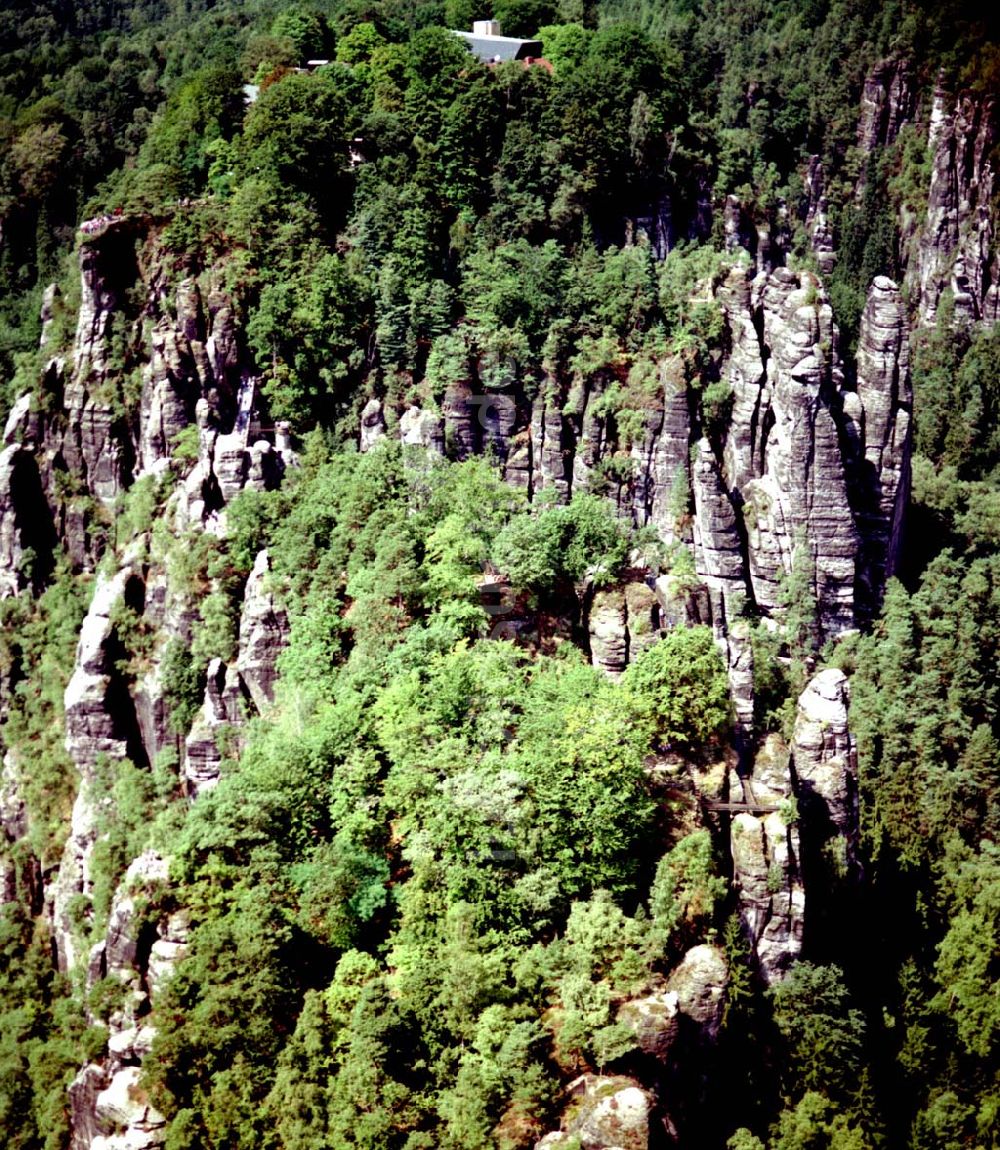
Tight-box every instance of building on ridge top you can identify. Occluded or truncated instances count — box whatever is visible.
[452,18,548,67]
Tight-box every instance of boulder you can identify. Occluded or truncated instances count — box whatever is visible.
[565,1075,653,1150]
[617,986,679,1059]
[665,944,728,1039]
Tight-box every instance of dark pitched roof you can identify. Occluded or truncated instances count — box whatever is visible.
[453,31,543,62]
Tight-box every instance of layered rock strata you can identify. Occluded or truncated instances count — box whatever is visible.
[727,666,860,982]
[850,277,912,617]
[908,83,999,326]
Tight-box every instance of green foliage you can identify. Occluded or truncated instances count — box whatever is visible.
[492,492,632,591]
[160,639,205,735]
[622,625,731,752]
[270,8,329,60]
[931,841,1000,1060]
[248,250,369,424]
[0,570,91,864]
[779,530,820,675]
[769,963,866,1101]
[649,830,726,952]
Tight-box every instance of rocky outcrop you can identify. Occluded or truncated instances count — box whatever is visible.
[804,156,836,275]
[70,852,185,1150]
[691,438,748,628]
[138,281,210,473]
[733,269,859,636]
[587,581,661,677]
[92,1067,167,1150]
[857,58,916,161]
[0,444,55,597]
[631,360,691,543]
[537,1075,653,1150]
[588,586,629,676]
[850,277,912,618]
[184,658,251,794]
[39,282,60,349]
[529,383,572,500]
[654,570,711,631]
[616,944,730,1062]
[51,562,151,969]
[374,261,897,661]
[63,566,138,774]
[59,226,137,504]
[359,397,387,451]
[69,1064,108,1150]
[618,986,680,1060]
[236,550,289,711]
[0,749,28,847]
[665,943,728,1040]
[399,405,446,453]
[790,668,859,874]
[909,84,998,326]
[729,666,860,983]
[729,736,804,986]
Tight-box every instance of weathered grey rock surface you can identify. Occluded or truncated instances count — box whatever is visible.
[857,57,916,159]
[184,657,252,793]
[69,853,185,1150]
[729,734,804,986]
[536,1075,653,1150]
[791,668,859,869]
[908,84,998,326]
[666,943,729,1039]
[852,277,912,617]
[237,550,289,711]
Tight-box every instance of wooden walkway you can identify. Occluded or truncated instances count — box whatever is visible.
[703,800,781,814]
[702,776,781,815]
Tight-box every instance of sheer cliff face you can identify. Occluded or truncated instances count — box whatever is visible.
[856,56,916,194]
[851,277,912,616]
[0,227,295,986]
[899,80,999,327]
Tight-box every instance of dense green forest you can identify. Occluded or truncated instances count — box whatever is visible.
[1,0,999,1148]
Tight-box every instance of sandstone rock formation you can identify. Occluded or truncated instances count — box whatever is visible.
[588,586,629,676]
[52,565,140,969]
[790,668,859,874]
[184,658,252,794]
[0,444,54,597]
[804,156,836,275]
[908,83,998,326]
[537,1075,654,1150]
[69,852,185,1150]
[851,277,912,617]
[359,397,387,451]
[237,550,289,711]
[729,735,804,986]
[666,943,728,1040]
[857,58,916,163]
[618,985,680,1060]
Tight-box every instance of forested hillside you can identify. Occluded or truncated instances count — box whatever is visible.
[1,1,999,1148]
